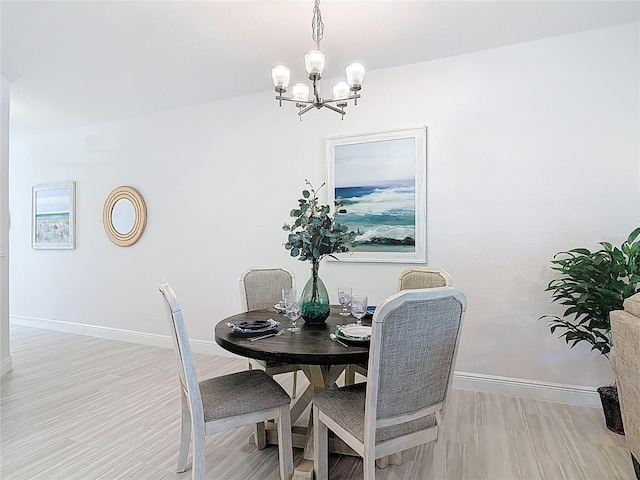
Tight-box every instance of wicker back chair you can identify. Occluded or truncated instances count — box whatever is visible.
[239,266,295,311]
[397,267,452,291]
[159,281,293,480]
[345,267,453,386]
[239,266,300,449]
[313,286,466,480]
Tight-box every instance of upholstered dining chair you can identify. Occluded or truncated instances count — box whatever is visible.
[239,266,300,399]
[159,281,294,480]
[313,287,466,480]
[345,267,453,386]
[397,267,452,291]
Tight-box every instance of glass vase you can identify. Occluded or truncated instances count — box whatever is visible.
[301,262,330,324]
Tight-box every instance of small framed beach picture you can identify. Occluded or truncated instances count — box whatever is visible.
[326,127,427,263]
[32,181,76,249]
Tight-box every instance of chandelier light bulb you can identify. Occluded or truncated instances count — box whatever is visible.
[272,65,291,89]
[292,83,310,102]
[304,50,326,77]
[332,82,350,100]
[346,63,365,90]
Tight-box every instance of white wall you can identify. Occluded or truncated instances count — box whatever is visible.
[1,75,11,376]
[8,24,639,395]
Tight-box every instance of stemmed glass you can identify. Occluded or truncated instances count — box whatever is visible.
[285,300,301,332]
[351,295,368,326]
[337,287,353,316]
[282,287,296,309]
[282,288,300,332]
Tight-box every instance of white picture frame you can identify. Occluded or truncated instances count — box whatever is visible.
[326,127,427,263]
[32,181,76,249]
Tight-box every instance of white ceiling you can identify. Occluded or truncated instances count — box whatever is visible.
[1,0,638,133]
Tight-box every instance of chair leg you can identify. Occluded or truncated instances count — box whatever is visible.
[191,425,206,480]
[277,404,294,480]
[344,365,356,385]
[291,370,297,399]
[177,392,191,473]
[255,421,267,449]
[313,406,329,480]
[363,451,376,480]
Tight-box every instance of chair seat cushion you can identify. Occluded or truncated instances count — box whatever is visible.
[313,383,436,444]
[199,370,290,422]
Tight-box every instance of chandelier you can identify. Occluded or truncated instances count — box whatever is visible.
[271,0,365,121]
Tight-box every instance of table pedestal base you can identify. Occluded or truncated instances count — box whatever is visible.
[250,363,362,478]
[291,459,314,480]
[252,422,358,456]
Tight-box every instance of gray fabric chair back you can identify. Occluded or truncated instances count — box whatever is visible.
[366,287,466,426]
[239,267,294,311]
[397,267,452,291]
[159,281,205,424]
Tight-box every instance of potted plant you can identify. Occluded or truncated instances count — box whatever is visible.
[540,226,640,434]
[283,180,359,323]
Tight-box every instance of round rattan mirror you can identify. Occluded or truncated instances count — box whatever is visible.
[103,186,147,247]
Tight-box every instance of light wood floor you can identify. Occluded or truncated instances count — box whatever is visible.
[1,325,635,480]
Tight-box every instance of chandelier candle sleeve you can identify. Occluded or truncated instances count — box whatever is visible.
[346,63,365,90]
[333,82,350,100]
[292,84,310,102]
[272,65,290,90]
[304,50,325,77]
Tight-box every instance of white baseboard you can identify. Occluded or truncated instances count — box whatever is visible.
[1,355,12,376]
[452,371,601,408]
[10,315,601,408]
[10,315,236,359]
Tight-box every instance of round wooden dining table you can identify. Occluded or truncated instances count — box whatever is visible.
[214,305,370,480]
[214,305,369,365]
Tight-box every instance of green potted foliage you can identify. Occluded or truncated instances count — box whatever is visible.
[540,226,640,434]
[283,180,359,323]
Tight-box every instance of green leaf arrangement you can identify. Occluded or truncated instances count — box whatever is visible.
[540,227,640,358]
[283,180,359,263]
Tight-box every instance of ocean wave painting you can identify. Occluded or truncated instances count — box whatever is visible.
[336,183,415,252]
[328,127,427,262]
[333,136,417,253]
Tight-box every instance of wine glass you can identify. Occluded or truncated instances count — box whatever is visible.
[286,300,301,332]
[351,295,368,326]
[337,287,352,316]
[282,287,297,309]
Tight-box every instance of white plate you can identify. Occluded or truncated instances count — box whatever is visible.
[273,303,286,312]
[339,325,372,339]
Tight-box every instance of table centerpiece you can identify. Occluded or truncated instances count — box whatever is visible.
[283,180,359,323]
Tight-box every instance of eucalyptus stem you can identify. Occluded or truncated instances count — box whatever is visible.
[311,259,320,303]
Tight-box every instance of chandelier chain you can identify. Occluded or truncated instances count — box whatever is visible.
[311,0,324,50]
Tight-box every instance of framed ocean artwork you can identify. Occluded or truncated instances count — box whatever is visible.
[32,181,76,249]
[326,127,427,263]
